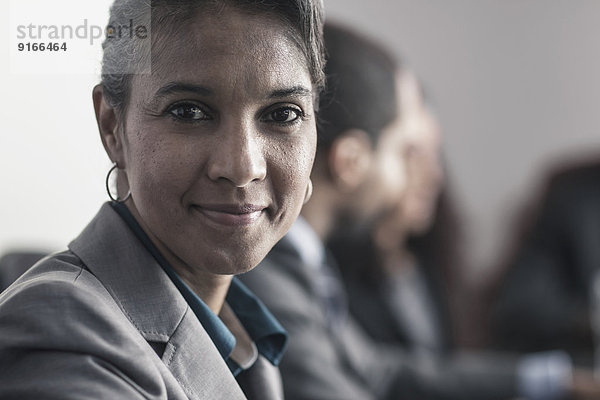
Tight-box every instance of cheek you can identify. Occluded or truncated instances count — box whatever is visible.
[378,151,406,198]
[126,129,198,200]
[267,136,315,212]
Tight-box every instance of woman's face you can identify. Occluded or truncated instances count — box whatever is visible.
[373,71,442,245]
[115,8,316,276]
[402,103,443,234]
[355,71,417,225]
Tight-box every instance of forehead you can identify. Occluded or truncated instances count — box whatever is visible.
[374,73,413,149]
[397,70,422,110]
[134,7,311,99]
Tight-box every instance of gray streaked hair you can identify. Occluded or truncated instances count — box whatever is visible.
[100,0,326,117]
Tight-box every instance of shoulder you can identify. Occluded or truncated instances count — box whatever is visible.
[240,244,326,328]
[522,159,600,230]
[242,255,308,306]
[1,250,136,349]
[2,250,113,316]
[545,159,600,200]
[242,239,312,296]
[0,251,166,398]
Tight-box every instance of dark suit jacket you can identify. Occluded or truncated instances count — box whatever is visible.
[329,235,452,352]
[241,233,520,400]
[492,160,600,358]
[0,203,280,399]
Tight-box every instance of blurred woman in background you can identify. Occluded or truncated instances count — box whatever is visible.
[328,76,462,353]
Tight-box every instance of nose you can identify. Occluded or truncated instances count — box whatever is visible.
[207,122,267,187]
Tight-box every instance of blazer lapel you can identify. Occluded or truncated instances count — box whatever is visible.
[69,203,246,399]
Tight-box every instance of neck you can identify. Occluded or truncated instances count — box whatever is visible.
[175,266,232,314]
[381,246,415,276]
[372,216,414,275]
[373,214,409,253]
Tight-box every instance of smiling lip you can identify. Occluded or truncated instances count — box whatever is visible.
[193,204,266,226]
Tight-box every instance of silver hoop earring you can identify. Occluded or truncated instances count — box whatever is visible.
[106,163,131,203]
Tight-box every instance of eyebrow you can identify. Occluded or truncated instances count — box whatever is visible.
[269,86,313,99]
[153,82,312,100]
[154,82,213,98]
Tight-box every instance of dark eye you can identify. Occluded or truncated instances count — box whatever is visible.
[265,107,303,124]
[168,103,211,121]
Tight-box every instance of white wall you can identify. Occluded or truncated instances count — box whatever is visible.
[1,0,114,254]
[2,1,600,280]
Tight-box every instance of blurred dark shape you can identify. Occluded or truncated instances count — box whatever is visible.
[329,183,469,353]
[490,155,600,363]
[0,251,47,292]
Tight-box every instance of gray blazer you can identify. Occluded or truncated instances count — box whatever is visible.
[0,203,256,399]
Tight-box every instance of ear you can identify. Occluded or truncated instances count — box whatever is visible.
[328,129,373,191]
[93,84,125,166]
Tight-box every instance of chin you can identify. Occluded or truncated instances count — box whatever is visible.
[213,261,258,276]
[408,215,434,236]
[203,246,269,276]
